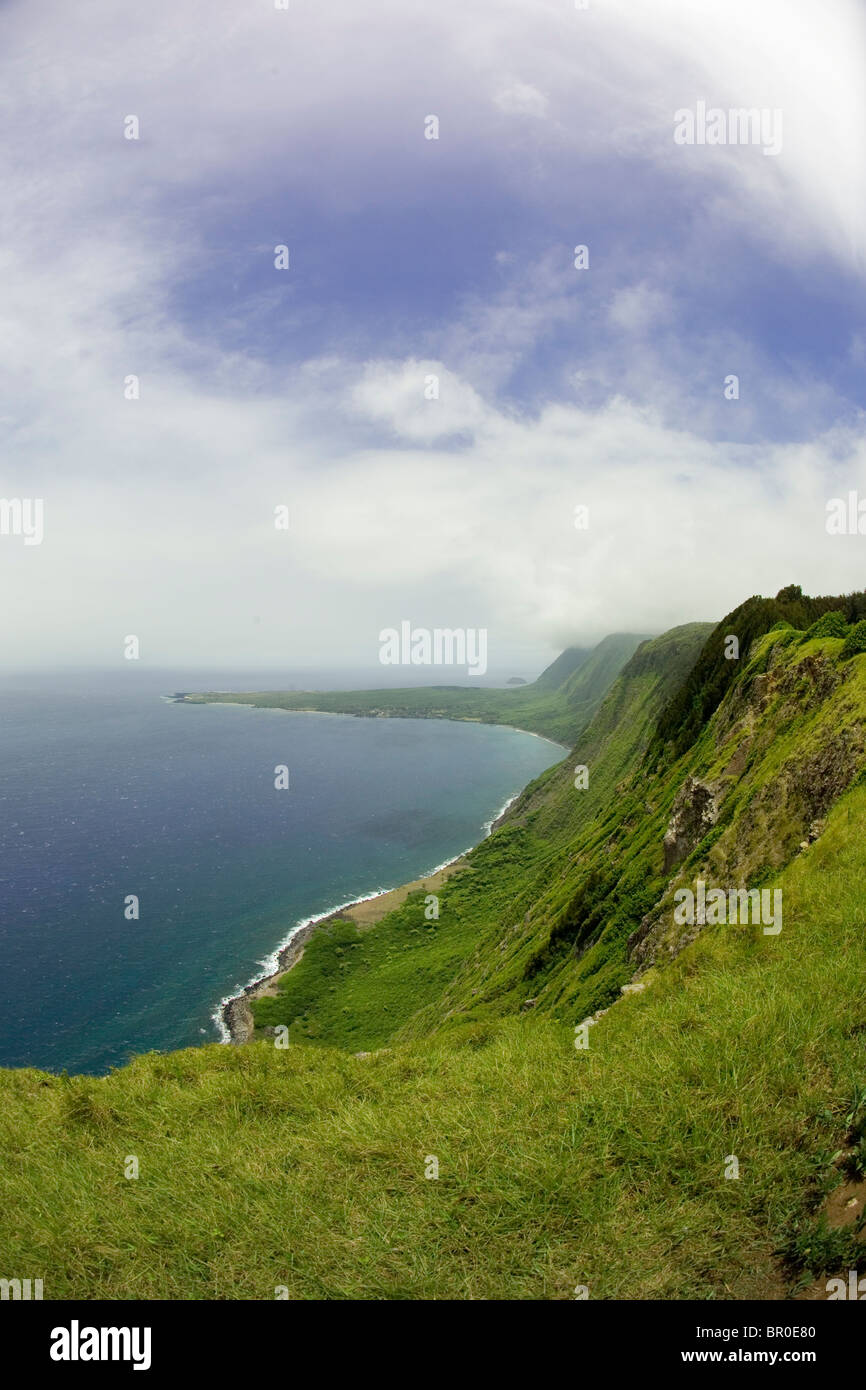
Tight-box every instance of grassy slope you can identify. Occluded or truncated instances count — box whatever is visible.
[414,615,866,1034]
[179,633,649,745]
[1,776,863,1300]
[3,604,866,1300]
[529,644,590,690]
[654,586,866,759]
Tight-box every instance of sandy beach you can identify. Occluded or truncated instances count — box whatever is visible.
[218,775,536,1046]
[221,856,468,1043]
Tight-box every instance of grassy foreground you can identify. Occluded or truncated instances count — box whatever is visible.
[1,781,864,1300]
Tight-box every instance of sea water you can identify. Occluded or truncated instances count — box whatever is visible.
[0,669,562,1074]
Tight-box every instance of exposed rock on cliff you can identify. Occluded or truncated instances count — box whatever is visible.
[662,776,719,871]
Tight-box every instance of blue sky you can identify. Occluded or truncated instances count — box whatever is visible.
[2,0,866,670]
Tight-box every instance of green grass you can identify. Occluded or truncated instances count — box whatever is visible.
[251,820,561,1044]
[251,891,481,1049]
[1,782,864,1300]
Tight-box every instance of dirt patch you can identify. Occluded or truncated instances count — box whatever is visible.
[793,1176,866,1301]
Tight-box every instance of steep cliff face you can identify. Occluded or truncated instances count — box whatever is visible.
[628,628,866,973]
[397,604,866,1037]
[652,587,866,760]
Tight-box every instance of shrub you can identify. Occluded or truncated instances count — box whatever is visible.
[801,610,849,642]
[841,620,866,659]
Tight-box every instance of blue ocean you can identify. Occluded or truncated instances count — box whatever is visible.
[0,669,562,1075]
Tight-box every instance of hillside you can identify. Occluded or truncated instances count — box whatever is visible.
[530,644,590,690]
[176,632,649,746]
[1,589,865,1300]
[249,621,714,1047]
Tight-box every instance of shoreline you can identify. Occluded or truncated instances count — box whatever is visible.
[216,780,548,1045]
[218,855,468,1044]
[175,693,567,751]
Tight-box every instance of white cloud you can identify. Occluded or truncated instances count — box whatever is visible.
[1,0,864,670]
[350,361,487,442]
[608,283,672,336]
[493,82,549,119]
[4,355,866,668]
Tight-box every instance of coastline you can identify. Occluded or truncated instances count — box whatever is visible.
[175,693,568,750]
[216,775,555,1045]
[219,856,467,1044]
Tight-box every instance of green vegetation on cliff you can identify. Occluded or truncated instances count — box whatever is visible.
[2,588,865,1300]
[654,585,866,758]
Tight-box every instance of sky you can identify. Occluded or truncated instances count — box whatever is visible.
[2,0,866,675]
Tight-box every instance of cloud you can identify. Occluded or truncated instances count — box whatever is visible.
[349,360,487,442]
[493,82,549,119]
[0,0,864,670]
[5,355,866,668]
[608,283,673,336]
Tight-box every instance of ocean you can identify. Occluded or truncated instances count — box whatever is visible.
[0,669,562,1074]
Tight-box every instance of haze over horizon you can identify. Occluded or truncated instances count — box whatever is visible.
[2,0,866,671]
